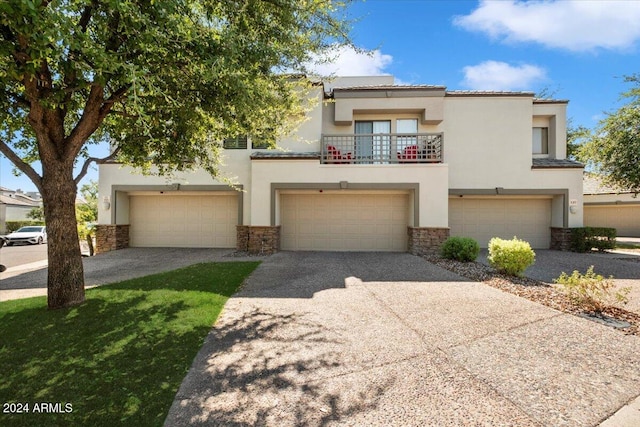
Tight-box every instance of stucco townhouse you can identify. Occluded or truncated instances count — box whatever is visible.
[583,174,640,237]
[97,76,584,254]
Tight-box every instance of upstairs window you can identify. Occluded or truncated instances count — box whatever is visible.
[252,139,272,149]
[532,127,548,155]
[223,136,248,149]
[252,128,276,149]
[396,119,418,134]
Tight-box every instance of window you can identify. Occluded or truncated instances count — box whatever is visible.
[223,136,247,149]
[396,119,418,134]
[251,128,276,149]
[532,127,548,155]
[252,139,272,149]
[355,120,391,163]
[396,119,418,150]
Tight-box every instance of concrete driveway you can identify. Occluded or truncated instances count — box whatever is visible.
[166,251,640,427]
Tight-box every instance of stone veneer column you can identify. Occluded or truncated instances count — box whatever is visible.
[407,227,449,256]
[550,227,572,251]
[236,225,280,255]
[95,225,130,254]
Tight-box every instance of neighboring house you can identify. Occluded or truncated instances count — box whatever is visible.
[0,187,43,234]
[97,76,584,254]
[583,174,640,237]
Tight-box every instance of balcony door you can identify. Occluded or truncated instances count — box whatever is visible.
[396,119,418,151]
[355,120,390,164]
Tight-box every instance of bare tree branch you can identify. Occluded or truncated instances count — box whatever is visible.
[100,86,129,116]
[65,84,105,157]
[0,139,43,193]
[78,3,95,32]
[74,146,121,185]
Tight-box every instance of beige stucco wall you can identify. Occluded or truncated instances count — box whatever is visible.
[99,79,581,231]
[0,205,5,234]
[250,160,449,228]
[445,97,532,186]
[584,193,639,204]
[333,96,444,126]
[98,149,251,226]
[6,205,35,221]
[443,97,581,227]
[533,102,567,159]
[322,103,441,136]
[273,86,324,151]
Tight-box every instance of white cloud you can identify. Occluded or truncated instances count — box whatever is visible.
[306,45,393,76]
[454,0,640,52]
[461,60,546,91]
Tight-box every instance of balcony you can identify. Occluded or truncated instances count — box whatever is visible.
[321,133,443,164]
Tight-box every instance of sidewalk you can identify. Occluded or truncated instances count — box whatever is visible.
[0,248,262,302]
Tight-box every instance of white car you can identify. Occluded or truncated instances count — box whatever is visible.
[5,226,47,246]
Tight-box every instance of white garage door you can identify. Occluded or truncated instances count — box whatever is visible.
[129,195,237,247]
[584,205,640,237]
[449,197,552,248]
[281,192,409,251]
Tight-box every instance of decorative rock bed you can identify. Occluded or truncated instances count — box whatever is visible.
[424,255,640,336]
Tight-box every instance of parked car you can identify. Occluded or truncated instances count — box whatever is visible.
[5,226,47,246]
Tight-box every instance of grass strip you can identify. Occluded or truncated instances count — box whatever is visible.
[0,261,260,426]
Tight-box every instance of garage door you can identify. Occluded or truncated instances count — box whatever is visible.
[449,197,552,248]
[281,192,409,251]
[129,195,237,247]
[584,205,640,237]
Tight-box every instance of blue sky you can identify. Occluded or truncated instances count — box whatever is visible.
[2,0,640,193]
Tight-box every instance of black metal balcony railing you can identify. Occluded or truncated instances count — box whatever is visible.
[321,133,443,164]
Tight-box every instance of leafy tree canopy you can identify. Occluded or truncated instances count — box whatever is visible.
[578,74,640,193]
[76,180,97,224]
[0,0,353,308]
[0,0,352,184]
[566,118,591,160]
[27,205,44,221]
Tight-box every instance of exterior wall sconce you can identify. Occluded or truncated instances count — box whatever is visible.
[102,196,111,211]
[569,199,578,214]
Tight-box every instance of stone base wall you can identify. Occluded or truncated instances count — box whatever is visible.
[550,227,572,251]
[237,226,280,255]
[408,227,449,256]
[95,225,130,254]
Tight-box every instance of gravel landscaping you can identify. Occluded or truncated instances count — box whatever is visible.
[424,254,640,336]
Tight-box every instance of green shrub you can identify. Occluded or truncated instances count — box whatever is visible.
[554,266,630,313]
[488,237,536,276]
[440,236,480,262]
[570,227,616,252]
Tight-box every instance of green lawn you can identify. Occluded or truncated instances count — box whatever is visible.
[0,261,260,427]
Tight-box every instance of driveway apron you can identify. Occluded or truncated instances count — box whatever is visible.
[165,252,640,426]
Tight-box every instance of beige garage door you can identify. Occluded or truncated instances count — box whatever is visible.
[449,197,552,248]
[584,205,640,237]
[281,192,409,251]
[129,195,237,247]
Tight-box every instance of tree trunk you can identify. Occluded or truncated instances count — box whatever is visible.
[41,163,85,309]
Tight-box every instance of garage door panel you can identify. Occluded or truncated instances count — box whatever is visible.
[129,195,237,248]
[449,198,551,249]
[584,205,640,237]
[281,193,409,251]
